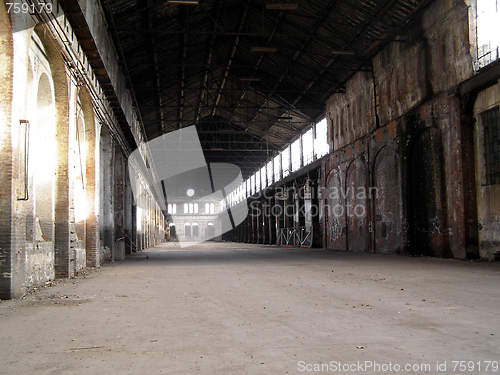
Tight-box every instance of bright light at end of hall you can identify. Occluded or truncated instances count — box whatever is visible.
[186,189,195,197]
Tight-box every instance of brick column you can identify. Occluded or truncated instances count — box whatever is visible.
[50,39,71,278]
[0,6,16,299]
[84,94,98,267]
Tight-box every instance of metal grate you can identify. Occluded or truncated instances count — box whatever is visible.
[483,106,500,185]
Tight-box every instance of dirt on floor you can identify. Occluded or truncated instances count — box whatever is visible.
[1,242,499,375]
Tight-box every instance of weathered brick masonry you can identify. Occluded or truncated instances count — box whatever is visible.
[322,0,496,259]
[0,1,165,299]
[221,0,498,260]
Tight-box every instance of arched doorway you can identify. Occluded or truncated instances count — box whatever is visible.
[32,25,71,277]
[169,223,177,239]
[325,168,346,251]
[373,146,403,254]
[192,222,199,237]
[206,222,215,239]
[184,222,191,238]
[34,73,56,243]
[345,158,369,253]
[409,127,450,257]
[25,71,56,284]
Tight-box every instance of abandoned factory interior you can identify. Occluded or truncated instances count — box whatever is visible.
[0,0,499,302]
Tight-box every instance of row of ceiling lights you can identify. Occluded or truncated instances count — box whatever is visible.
[167,1,298,9]
[167,2,355,83]
[165,2,295,56]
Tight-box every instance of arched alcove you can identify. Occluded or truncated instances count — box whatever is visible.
[206,222,215,239]
[33,25,71,277]
[67,87,97,271]
[169,222,177,239]
[33,72,55,243]
[409,127,450,257]
[192,222,199,237]
[24,70,57,285]
[325,168,346,251]
[372,146,403,254]
[345,157,369,252]
[100,125,114,263]
[184,222,192,238]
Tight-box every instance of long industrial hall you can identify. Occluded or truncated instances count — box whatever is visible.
[0,0,499,373]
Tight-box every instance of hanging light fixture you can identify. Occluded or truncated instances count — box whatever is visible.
[239,77,261,82]
[265,4,298,10]
[250,46,277,53]
[167,0,199,4]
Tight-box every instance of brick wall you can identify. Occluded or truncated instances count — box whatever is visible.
[323,0,477,258]
[0,2,16,299]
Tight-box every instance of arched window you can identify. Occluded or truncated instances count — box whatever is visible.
[189,203,194,214]
[210,203,215,214]
[205,203,210,214]
[193,203,198,214]
[172,203,177,214]
[192,222,199,237]
[168,204,172,214]
[184,203,188,214]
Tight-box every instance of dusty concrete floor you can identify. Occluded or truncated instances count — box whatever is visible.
[1,242,499,375]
